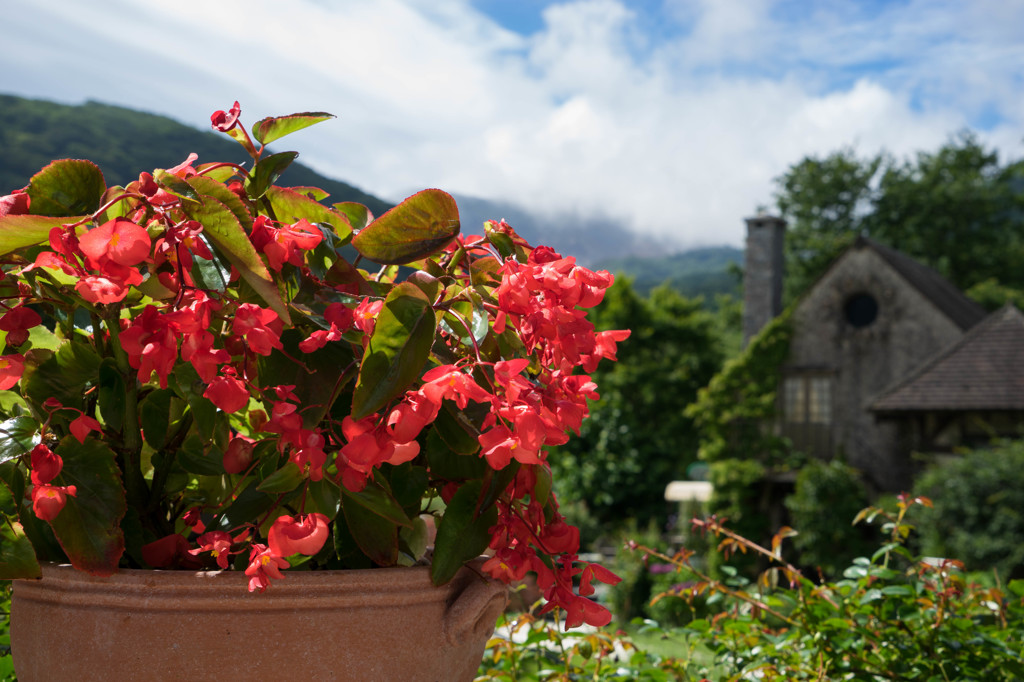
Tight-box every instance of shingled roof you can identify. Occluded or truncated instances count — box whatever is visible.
[871,304,1024,413]
[862,238,988,330]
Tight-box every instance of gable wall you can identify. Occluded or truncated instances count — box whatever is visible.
[787,247,965,490]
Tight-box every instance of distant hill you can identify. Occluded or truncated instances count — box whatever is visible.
[0,94,742,302]
[595,246,743,301]
[0,95,392,217]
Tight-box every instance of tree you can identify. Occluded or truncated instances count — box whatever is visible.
[774,148,883,301]
[774,134,1024,300]
[869,132,1024,291]
[549,279,723,536]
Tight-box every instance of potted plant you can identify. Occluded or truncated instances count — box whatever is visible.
[0,103,628,679]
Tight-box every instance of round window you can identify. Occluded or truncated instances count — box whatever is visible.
[844,293,878,328]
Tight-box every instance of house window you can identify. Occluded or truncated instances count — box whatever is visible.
[783,376,832,425]
[781,374,834,457]
[844,293,878,328]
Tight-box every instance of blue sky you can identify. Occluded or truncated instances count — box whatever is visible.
[2,0,1023,248]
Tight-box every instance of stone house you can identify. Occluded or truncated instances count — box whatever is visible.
[743,215,1024,493]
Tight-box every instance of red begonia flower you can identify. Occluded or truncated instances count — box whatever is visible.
[0,353,25,390]
[69,414,103,444]
[245,543,290,593]
[211,102,241,132]
[141,534,202,569]
[78,218,152,268]
[268,513,330,557]
[204,372,249,413]
[192,531,236,569]
[223,435,255,474]
[0,306,41,347]
[30,443,62,485]
[31,483,77,521]
[0,189,30,218]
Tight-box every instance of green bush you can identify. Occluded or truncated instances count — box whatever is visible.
[914,439,1024,579]
[784,458,874,577]
[482,494,1024,680]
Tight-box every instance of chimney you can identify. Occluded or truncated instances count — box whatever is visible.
[742,214,786,346]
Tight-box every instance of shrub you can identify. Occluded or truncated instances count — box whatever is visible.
[914,439,1024,579]
[627,495,1024,681]
[784,458,874,577]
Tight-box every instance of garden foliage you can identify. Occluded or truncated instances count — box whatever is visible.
[479,495,1024,681]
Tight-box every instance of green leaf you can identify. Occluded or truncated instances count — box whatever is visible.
[217,482,275,532]
[182,189,289,323]
[307,478,342,521]
[430,480,497,586]
[251,112,335,146]
[386,463,429,516]
[153,169,201,204]
[340,480,413,528]
[176,435,225,476]
[352,189,460,265]
[0,514,42,579]
[351,283,436,419]
[139,389,176,451]
[246,151,299,200]
[49,437,126,576]
[265,186,352,243]
[172,361,218,441]
[0,213,89,256]
[27,159,106,217]
[0,416,38,465]
[187,175,253,230]
[189,236,232,292]
[256,329,354,428]
[425,428,488,480]
[256,462,306,494]
[97,359,126,433]
[341,490,399,566]
[333,202,372,231]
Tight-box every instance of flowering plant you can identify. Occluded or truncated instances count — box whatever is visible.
[0,103,628,627]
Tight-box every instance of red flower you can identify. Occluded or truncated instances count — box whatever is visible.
[223,435,255,474]
[69,414,103,444]
[31,483,77,521]
[192,531,236,569]
[78,218,152,268]
[119,306,178,388]
[245,544,290,593]
[0,353,25,390]
[211,101,241,132]
[141,534,203,569]
[30,444,62,485]
[0,189,30,218]
[0,306,41,347]
[232,304,283,356]
[268,513,330,557]
[204,371,249,413]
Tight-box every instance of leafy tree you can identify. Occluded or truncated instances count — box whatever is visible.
[774,133,1024,299]
[913,439,1024,580]
[685,313,796,574]
[549,279,723,535]
[774,148,884,301]
[869,132,1024,291]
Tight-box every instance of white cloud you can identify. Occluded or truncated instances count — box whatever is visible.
[1,0,1022,248]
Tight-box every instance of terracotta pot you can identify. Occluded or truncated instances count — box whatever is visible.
[12,560,507,682]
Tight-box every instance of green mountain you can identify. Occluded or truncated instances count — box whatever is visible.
[0,94,742,302]
[0,95,392,217]
[595,246,743,300]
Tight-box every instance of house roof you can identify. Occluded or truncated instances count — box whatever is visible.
[861,238,987,330]
[870,304,1024,413]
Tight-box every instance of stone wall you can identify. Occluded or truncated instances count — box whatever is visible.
[787,246,965,491]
